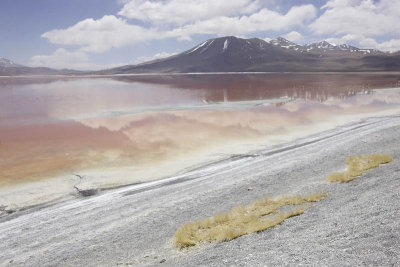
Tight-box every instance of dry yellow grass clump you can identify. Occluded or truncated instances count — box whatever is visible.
[326,154,393,183]
[173,192,327,248]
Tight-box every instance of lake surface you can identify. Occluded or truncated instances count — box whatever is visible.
[1,73,400,207]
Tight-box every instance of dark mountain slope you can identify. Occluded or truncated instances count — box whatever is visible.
[100,36,400,74]
[100,36,322,74]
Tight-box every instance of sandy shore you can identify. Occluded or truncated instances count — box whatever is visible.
[0,114,399,266]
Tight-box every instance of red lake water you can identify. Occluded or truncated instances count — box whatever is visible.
[1,73,400,207]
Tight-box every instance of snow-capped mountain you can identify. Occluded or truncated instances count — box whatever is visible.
[2,35,399,75]
[0,57,22,67]
[305,41,337,51]
[337,44,359,51]
[0,57,82,76]
[333,44,382,54]
[306,41,382,55]
[102,36,306,73]
[183,36,272,57]
[269,37,384,56]
[270,37,302,51]
[100,36,400,74]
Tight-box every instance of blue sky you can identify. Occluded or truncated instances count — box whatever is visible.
[1,0,399,70]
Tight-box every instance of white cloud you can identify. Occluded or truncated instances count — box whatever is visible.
[118,0,261,25]
[284,31,303,43]
[40,4,316,53]
[164,5,316,41]
[325,34,366,46]
[375,39,400,52]
[42,15,161,53]
[310,0,400,37]
[310,0,400,52]
[325,34,400,52]
[31,48,87,69]
[35,1,319,69]
[30,48,126,70]
[135,51,179,63]
[31,0,400,70]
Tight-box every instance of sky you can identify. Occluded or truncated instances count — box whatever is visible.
[1,0,400,70]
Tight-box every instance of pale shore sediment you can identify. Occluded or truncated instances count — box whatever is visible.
[0,114,399,266]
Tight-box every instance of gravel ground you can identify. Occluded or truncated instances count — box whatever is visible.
[1,114,399,267]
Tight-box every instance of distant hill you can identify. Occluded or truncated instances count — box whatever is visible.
[0,58,82,76]
[2,36,400,76]
[99,36,400,74]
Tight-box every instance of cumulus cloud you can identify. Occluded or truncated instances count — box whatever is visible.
[325,34,374,46]
[39,3,316,52]
[135,51,179,63]
[283,31,303,43]
[310,0,400,37]
[375,39,400,52]
[164,5,316,41]
[309,0,400,52]
[42,15,161,53]
[33,0,400,70]
[326,34,400,52]
[30,48,127,70]
[118,0,261,25]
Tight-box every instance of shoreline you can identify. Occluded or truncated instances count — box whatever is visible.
[1,111,400,220]
[0,113,399,265]
[1,70,400,79]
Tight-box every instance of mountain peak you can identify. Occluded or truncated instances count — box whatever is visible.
[267,37,385,55]
[0,57,20,67]
[269,37,302,51]
[318,40,332,45]
[185,36,238,55]
[337,43,359,51]
[270,37,297,46]
[98,34,400,74]
[306,40,336,50]
[183,36,273,57]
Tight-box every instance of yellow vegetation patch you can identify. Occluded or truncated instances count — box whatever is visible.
[173,192,326,248]
[326,154,393,183]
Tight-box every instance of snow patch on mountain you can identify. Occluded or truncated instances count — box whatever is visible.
[0,58,19,67]
[270,37,301,50]
[305,41,336,50]
[269,37,384,56]
[201,40,214,54]
[223,39,229,52]
[187,41,208,54]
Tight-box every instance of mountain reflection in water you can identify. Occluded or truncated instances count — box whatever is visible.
[1,73,400,187]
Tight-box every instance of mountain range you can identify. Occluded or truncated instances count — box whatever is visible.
[0,58,81,76]
[101,36,400,73]
[1,36,400,75]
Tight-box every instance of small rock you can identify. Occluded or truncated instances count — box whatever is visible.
[5,204,18,214]
[247,187,253,191]
[160,259,166,263]
[6,210,15,215]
